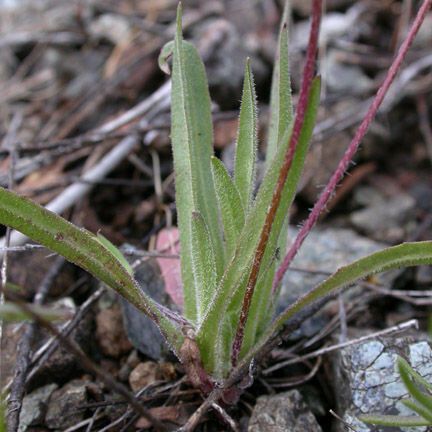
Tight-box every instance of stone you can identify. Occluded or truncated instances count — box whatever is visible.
[120,259,171,360]
[278,227,387,312]
[128,362,158,393]
[45,379,89,430]
[96,303,132,358]
[28,302,93,388]
[323,50,373,95]
[248,390,322,431]
[350,193,416,242]
[331,335,432,432]
[18,383,58,432]
[89,13,134,45]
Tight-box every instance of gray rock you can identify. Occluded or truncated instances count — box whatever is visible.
[45,379,88,430]
[323,50,373,95]
[331,335,432,432]
[278,227,386,312]
[18,383,58,432]
[88,13,133,45]
[248,390,322,432]
[28,300,93,388]
[120,259,170,360]
[350,194,416,242]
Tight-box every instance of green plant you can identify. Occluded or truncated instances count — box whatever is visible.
[1,0,432,404]
[359,356,432,428]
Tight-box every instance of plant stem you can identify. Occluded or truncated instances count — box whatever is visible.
[231,0,323,366]
[273,0,432,291]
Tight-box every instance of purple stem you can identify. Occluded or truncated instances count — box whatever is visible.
[273,0,432,291]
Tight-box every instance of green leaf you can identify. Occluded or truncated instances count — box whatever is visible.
[197,78,321,379]
[96,233,133,275]
[0,186,184,354]
[359,414,430,427]
[158,41,174,75]
[211,156,245,258]
[171,4,224,323]
[402,399,432,424]
[268,241,432,345]
[0,302,70,322]
[397,356,432,393]
[234,59,258,211]
[266,0,293,168]
[399,355,432,414]
[0,398,5,432]
[191,211,218,323]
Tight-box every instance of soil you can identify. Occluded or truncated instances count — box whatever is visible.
[1,1,432,431]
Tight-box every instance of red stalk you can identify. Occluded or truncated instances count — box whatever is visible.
[231,0,323,366]
[273,0,432,292]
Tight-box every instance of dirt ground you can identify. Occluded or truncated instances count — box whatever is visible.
[1,0,432,430]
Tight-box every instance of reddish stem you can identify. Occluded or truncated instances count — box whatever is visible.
[273,0,432,291]
[231,0,323,366]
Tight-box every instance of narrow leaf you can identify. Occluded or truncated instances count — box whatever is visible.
[266,0,293,167]
[0,186,184,354]
[269,241,432,343]
[197,78,320,378]
[359,414,430,427]
[211,156,245,257]
[402,399,432,424]
[399,355,432,414]
[190,211,217,323]
[96,233,133,275]
[234,59,258,210]
[398,356,432,393]
[0,303,71,322]
[171,4,224,322]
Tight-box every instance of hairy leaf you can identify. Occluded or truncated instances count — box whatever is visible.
[0,186,184,354]
[401,400,432,424]
[96,233,133,275]
[211,156,245,258]
[266,0,293,167]
[170,4,224,322]
[398,356,432,392]
[228,241,432,403]
[269,241,432,336]
[399,355,432,414]
[191,211,217,323]
[234,59,258,211]
[197,78,320,378]
[359,414,430,427]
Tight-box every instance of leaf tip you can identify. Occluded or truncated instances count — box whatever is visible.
[176,2,183,30]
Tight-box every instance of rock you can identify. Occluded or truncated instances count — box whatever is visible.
[290,0,355,16]
[28,301,93,388]
[416,265,432,285]
[323,49,373,95]
[128,361,176,393]
[88,13,134,45]
[350,193,416,242]
[120,259,171,360]
[45,379,89,430]
[412,12,432,49]
[278,227,386,312]
[118,350,140,382]
[128,362,158,393]
[18,383,58,432]
[96,303,132,358]
[248,390,322,432]
[191,17,267,109]
[331,335,432,432]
